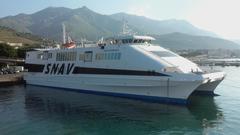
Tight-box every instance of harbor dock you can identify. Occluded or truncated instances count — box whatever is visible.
[0,73,24,86]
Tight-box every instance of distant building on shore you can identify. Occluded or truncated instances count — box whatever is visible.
[0,41,23,49]
[7,42,23,48]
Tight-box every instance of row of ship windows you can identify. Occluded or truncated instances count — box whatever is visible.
[79,52,121,61]
[37,51,121,61]
[56,52,77,61]
[95,52,121,60]
[108,39,151,44]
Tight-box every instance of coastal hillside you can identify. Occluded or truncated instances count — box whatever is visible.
[0,7,124,41]
[0,26,42,45]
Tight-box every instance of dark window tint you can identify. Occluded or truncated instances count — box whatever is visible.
[151,51,177,57]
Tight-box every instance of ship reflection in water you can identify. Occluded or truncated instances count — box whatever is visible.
[22,85,223,135]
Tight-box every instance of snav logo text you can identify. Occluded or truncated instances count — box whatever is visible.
[44,63,74,75]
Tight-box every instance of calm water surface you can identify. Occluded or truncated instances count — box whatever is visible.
[0,67,240,135]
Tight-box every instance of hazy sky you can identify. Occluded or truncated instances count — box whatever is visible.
[0,0,239,39]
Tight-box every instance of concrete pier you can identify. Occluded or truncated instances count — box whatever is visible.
[0,73,24,86]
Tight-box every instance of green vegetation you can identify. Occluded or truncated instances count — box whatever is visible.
[16,46,36,58]
[0,43,37,58]
[0,43,17,58]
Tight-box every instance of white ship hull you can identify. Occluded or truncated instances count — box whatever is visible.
[24,73,203,104]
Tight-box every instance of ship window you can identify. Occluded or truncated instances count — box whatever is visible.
[115,40,120,44]
[84,51,92,62]
[79,54,84,61]
[113,53,117,60]
[69,52,72,60]
[69,53,71,60]
[57,53,59,61]
[63,52,66,61]
[37,53,43,59]
[96,53,104,60]
[107,53,111,60]
[48,53,52,59]
[104,53,107,60]
[128,39,133,43]
[151,51,177,57]
[61,53,64,61]
[62,53,64,61]
[66,52,69,61]
[65,52,67,60]
[43,52,48,60]
[110,53,114,60]
[59,53,63,61]
[66,52,68,61]
[95,53,100,60]
[73,52,77,61]
[116,53,121,59]
[70,52,75,61]
[122,39,133,44]
[145,40,151,43]
[56,53,59,61]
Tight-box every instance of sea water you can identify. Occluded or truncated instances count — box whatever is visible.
[0,66,240,135]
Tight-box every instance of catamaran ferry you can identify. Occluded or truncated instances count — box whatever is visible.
[24,28,225,104]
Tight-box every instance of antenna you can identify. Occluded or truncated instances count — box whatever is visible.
[62,23,66,44]
[122,18,128,35]
[121,18,136,35]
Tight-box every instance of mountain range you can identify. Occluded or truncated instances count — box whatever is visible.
[0,6,239,50]
[153,33,240,50]
[110,13,218,37]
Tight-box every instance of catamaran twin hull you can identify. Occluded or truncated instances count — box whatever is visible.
[24,70,203,104]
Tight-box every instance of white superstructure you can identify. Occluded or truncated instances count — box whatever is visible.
[24,34,225,104]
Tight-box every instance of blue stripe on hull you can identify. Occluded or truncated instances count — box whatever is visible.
[27,84,188,105]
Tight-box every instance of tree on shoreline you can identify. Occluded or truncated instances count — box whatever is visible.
[0,43,39,59]
[0,43,17,58]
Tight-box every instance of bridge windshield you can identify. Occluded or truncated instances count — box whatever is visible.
[105,38,152,45]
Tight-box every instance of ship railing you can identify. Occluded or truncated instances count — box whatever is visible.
[76,43,98,48]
